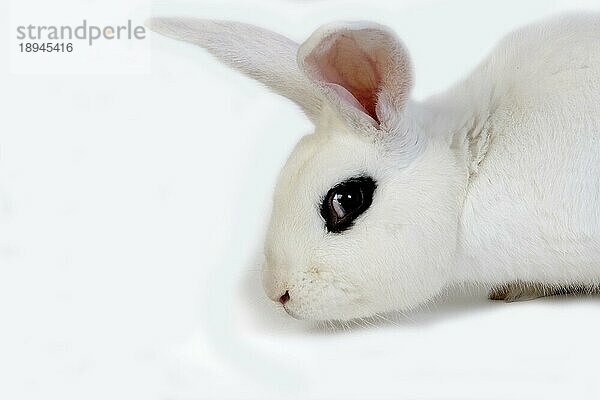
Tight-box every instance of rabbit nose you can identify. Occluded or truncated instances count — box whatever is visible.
[278,290,290,305]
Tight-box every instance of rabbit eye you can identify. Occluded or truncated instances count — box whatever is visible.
[320,176,376,233]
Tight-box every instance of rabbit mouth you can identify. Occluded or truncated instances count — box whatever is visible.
[282,305,303,320]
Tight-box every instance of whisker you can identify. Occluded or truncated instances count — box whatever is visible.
[360,317,377,328]
[396,309,417,324]
[375,312,402,327]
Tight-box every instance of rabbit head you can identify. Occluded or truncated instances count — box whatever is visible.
[149,18,466,321]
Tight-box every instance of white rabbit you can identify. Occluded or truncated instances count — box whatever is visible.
[149,14,600,321]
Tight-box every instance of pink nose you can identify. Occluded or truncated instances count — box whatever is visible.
[278,290,290,305]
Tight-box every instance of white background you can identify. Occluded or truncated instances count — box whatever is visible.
[2,0,600,399]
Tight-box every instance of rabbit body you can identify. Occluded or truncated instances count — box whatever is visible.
[438,15,600,288]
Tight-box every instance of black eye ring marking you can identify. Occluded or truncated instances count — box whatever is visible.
[320,176,377,233]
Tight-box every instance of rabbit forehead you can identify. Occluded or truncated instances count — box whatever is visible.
[275,132,381,211]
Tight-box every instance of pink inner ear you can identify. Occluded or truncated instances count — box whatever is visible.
[308,33,383,123]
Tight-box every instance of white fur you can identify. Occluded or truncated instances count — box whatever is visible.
[149,13,600,321]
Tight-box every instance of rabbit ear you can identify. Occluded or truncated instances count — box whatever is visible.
[298,22,413,134]
[148,18,322,122]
